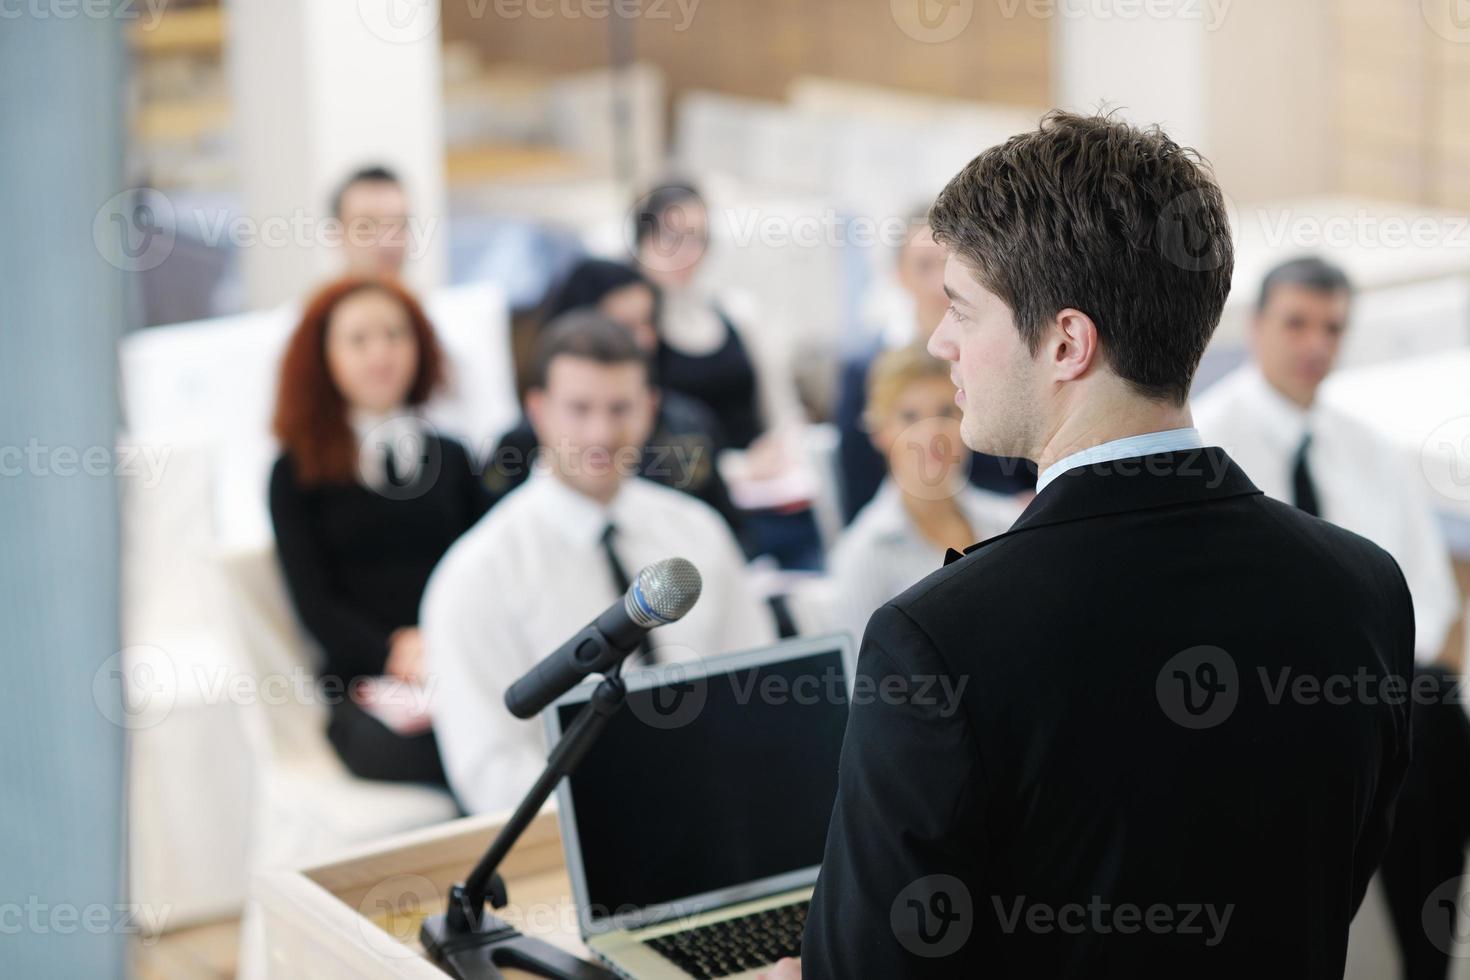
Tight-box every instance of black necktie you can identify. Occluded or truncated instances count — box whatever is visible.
[1292,433,1320,517]
[600,523,656,665]
[384,444,401,486]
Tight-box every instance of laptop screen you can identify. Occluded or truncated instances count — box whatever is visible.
[555,643,850,926]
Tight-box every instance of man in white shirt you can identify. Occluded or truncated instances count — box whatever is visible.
[1193,257,1460,662]
[423,310,776,814]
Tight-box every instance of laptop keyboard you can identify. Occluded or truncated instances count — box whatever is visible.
[644,901,809,979]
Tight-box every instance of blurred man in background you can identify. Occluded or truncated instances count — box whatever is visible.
[331,165,411,277]
[423,311,774,814]
[1192,256,1459,663]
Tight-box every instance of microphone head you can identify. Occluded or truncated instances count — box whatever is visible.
[626,558,702,627]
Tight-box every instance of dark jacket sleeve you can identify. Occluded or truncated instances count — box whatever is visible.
[1349,556,1417,915]
[653,391,743,538]
[440,436,491,527]
[268,455,391,680]
[835,354,885,525]
[482,419,537,507]
[802,602,986,979]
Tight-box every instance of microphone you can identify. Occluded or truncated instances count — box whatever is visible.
[503,557,702,719]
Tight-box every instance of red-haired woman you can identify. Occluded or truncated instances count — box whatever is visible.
[269,275,489,786]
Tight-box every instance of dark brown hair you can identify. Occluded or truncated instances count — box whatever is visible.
[1255,256,1352,313]
[272,276,444,485]
[929,110,1234,405]
[530,309,651,389]
[330,164,401,220]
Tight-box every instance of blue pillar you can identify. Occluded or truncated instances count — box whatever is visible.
[0,6,128,978]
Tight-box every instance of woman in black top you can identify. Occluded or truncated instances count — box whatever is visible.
[632,182,767,450]
[632,181,823,570]
[486,258,741,530]
[269,275,489,786]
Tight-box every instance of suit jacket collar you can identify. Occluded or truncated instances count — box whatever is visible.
[943,447,1262,565]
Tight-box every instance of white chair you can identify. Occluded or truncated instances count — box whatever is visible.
[121,445,257,930]
[219,544,459,980]
[216,545,459,856]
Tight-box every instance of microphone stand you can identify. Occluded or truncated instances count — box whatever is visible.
[420,666,627,980]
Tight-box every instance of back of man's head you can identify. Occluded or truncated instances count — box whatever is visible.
[929,110,1234,406]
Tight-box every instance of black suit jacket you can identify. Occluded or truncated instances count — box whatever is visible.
[803,447,1415,978]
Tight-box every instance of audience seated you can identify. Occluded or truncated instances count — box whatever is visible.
[269,275,490,787]
[835,210,1035,523]
[829,345,1022,639]
[1192,257,1459,661]
[484,258,741,530]
[423,311,777,814]
[633,180,823,569]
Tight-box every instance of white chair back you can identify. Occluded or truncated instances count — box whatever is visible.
[214,545,333,766]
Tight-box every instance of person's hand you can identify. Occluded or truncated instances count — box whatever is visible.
[757,957,801,980]
[385,627,426,684]
[743,431,791,481]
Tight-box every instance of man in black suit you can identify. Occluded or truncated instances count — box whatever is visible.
[765,112,1416,978]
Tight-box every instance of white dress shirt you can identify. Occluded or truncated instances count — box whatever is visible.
[1036,427,1205,495]
[1194,364,1458,661]
[349,408,425,490]
[829,480,1024,640]
[422,472,777,814]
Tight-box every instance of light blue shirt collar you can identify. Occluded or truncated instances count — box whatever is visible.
[1035,427,1204,495]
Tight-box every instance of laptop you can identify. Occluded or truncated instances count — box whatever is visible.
[544,634,855,980]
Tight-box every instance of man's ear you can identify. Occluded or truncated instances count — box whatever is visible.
[1050,308,1100,383]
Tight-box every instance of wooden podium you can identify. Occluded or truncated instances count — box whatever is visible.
[251,807,588,979]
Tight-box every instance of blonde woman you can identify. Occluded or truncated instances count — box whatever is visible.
[829,345,1023,639]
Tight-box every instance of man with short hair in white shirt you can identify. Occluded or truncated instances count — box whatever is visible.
[1193,256,1459,663]
[423,310,776,814]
